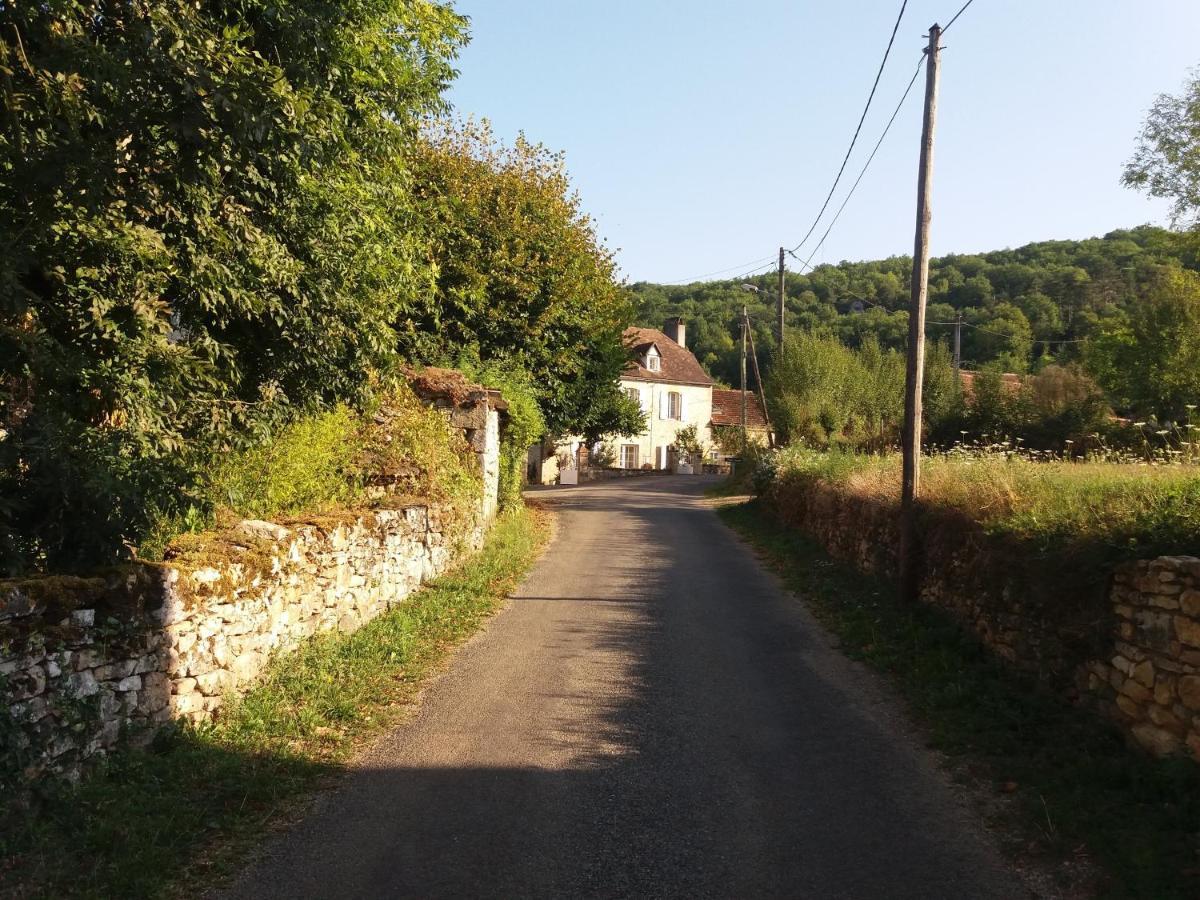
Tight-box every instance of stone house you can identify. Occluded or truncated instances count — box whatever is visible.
[710,388,771,464]
[526,318,770,483]
[597,319,714,471]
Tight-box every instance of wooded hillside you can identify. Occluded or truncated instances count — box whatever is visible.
[632,225,1200,418]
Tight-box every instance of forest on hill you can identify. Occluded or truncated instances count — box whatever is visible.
[631,225,1200,419]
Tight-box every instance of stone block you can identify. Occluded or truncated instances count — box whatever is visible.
[1175,616,1200,649]
[1179,676,1200,712]
[237,519,291,543]
[94,659,136,682]
[140,671,170,711]
[1155,677,1176,706]
[1115,694,1143,720]
[195,669,232,696]
[71,608,96,627]
[1132,660,1156,689]
[72,648,103,671]
[1134,610,1173,650]
[68,670,99,698]
[172,691,206,715]
[1132,722,1182,757]
[1182,590,1200,618]
[1120,679,1153,704]
[115,674,142,693]
[99,688,121,719]
[172,676,197,696]
[230,652,262,685]
[1147,705,1186,735]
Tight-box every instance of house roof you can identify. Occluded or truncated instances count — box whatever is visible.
[623,327,713,386]
[711,389,768,428]
[958,369,1023,399]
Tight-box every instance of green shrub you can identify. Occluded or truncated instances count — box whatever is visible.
[138,384,481,561]
[766,332,959,451]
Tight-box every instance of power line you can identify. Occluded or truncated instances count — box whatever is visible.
[733,259,780,281]
[941,0,977,34]
[659,253,778,285]
[792,54,927,275]
[788,0,909,255]
[928,320,1087,345]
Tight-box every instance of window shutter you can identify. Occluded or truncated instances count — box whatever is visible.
[680,392,688,422]
[658,391,667,420]
[639,389,649,414]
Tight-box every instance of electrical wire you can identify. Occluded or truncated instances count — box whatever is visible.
[788,0,909,255]
[659,253,779,285]
[790,54,927,275]
[941,0,976,34]
[928,320,1086,345]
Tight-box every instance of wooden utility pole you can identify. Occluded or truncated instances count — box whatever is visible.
[777,246,786,350]
[952,310,963,371]
[745,324,775,448]
[740,306,749,436]
[899,23,942,603]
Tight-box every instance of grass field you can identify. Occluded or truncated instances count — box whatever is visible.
[1,504,550,899]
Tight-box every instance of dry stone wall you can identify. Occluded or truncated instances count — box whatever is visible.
[1080,557,1200,760]
[1,501,482,782]
[2,373,505,784]
[765,478,1200,764]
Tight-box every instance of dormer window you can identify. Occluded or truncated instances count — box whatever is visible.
[645,348,661,372]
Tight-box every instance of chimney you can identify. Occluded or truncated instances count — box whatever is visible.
[663,317,686,348]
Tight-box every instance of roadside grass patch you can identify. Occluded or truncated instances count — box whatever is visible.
[1,505,550,899]
[720,499,1200,900]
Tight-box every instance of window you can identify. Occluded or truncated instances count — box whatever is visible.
[667,391,682,420]
[624,387,640,403]
[646,351,661,372]
[620,444,639,469]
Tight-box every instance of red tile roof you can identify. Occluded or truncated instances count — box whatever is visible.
[711,389,768,428]
[623,327,713,386]
[958,369,1024,399]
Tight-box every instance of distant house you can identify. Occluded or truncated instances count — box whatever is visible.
[710,388,771,458]
[606,319,715,471]
[526,318,770,484]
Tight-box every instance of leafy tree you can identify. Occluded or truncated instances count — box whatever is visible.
[1125,68,1200,230]
[0,0,467,573]
[408,119,638,438]
[969,303,1034,373]
[1086,268,1200,418]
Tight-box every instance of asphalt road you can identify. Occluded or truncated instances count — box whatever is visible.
[222,476,1029,899]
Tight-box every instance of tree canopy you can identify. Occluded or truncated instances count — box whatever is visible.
[1124,67,1200,231]
[0,8,638,574]
[407,119,642,438]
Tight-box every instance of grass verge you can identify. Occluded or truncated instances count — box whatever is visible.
[1,504,550,899]
[719,499,1200,900]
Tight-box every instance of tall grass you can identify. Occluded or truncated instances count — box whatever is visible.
[771,445,1200,559]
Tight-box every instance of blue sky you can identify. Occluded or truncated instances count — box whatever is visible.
[445,1,1200,284]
